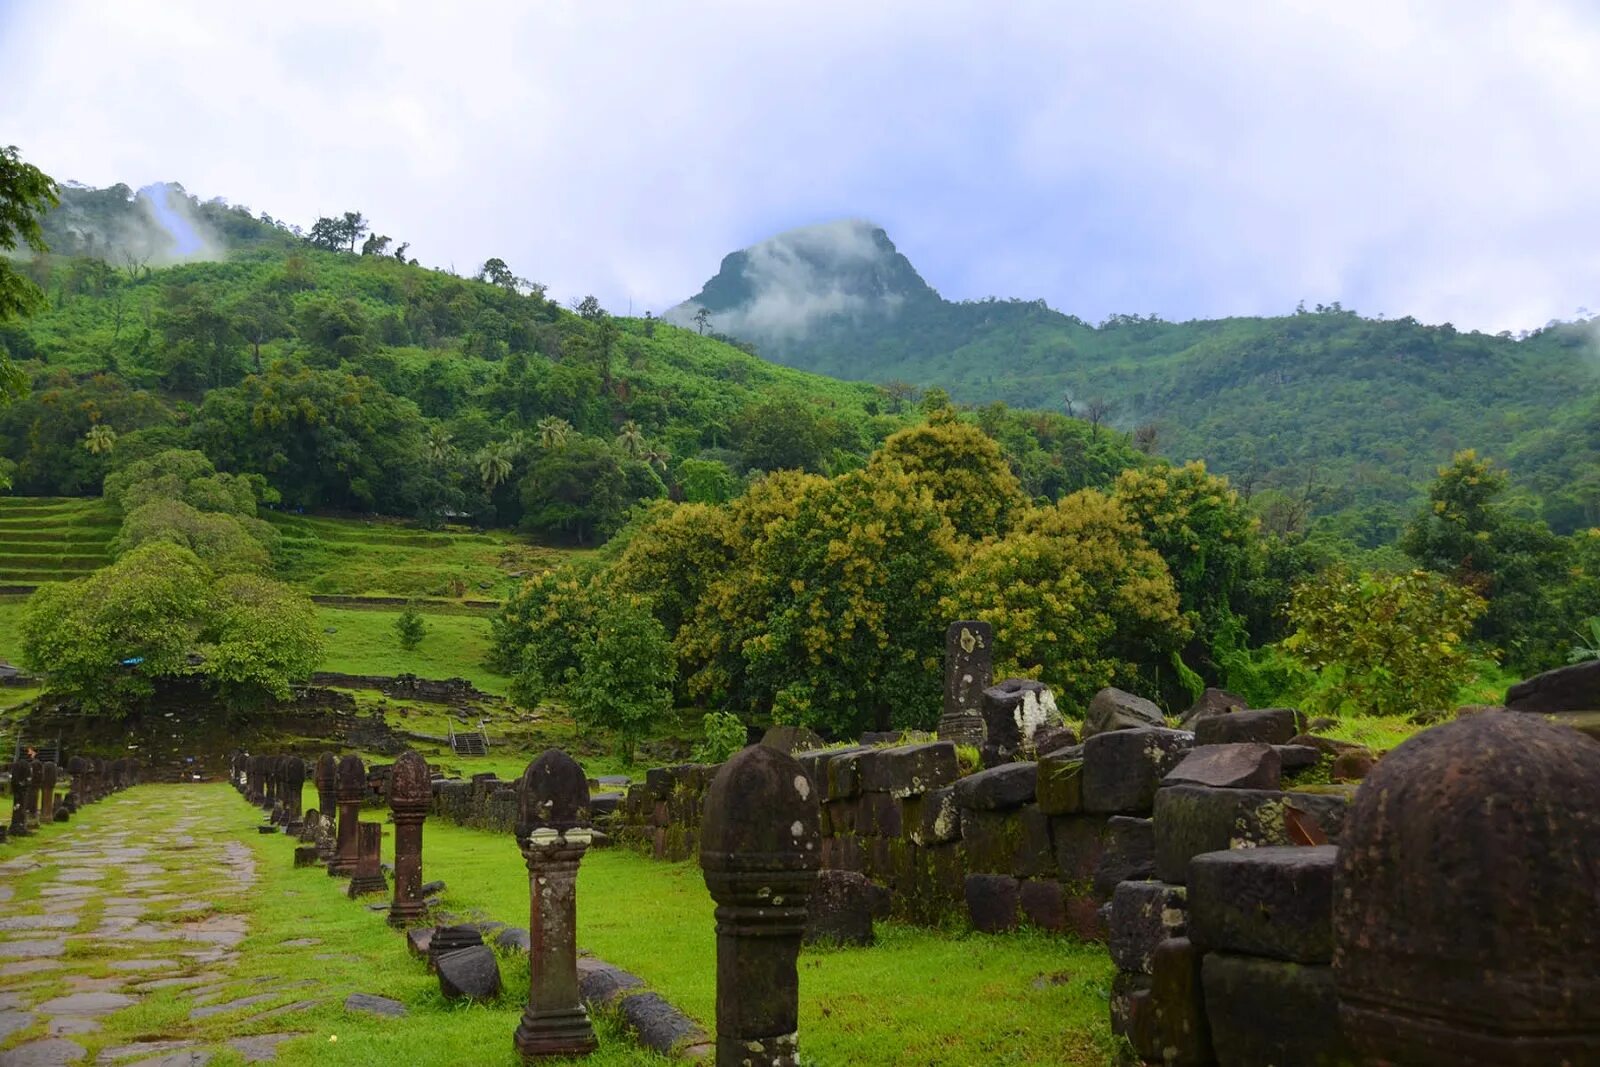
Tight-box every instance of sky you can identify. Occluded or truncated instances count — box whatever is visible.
[3,0,1598,333]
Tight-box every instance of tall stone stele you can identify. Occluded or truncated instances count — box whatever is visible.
[347,822,388,897]
[279,755,305,831]
[512,749,596,1060]
[387,750,431,928]
[700,744,822,1067]
[65,756,84,812]
[38,762,56,822]
[8,760,31,837]
[937,620,992,746]
[1334,713,1600,1065]
[328,754,365,876]
[313,753,338,856]
[25,758,42,827]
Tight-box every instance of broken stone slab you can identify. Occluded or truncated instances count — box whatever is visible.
[1108,880,1188,975]
[34,991,136,1015]
[856,743,959,798]
[1082,728,1192,813]
[980,679,1064,763]
[226,1033,303,1063]
[964,873,1020,933]
[1035,750,1084,815]
[1505,658,1600,713]
[906,786,961,846]
[1274,744,1321,771]
[1194,707,1303,746]
[576,958,647,1007]
[1083,687,1166,739]
[436,944,502,1001]
[952,762,1037,810]
[1163,742,1281,790]
[343,992,406,1018]
[189,992,278,1020]
[0,1038,87,1064]
[618,990,710,1055]
[1178,687,1248,728]
[493,926,531,953]
[1153,784,1350,884]
[1093,816,1156,896]
[1189,845,1336,963]
[0,1008,36,1041]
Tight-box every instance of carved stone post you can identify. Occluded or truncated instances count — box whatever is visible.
[388,750,430,928]
[280,756,305,832]
[313,754,338,857]
[347,822,388,897]
[39,762,56,822]
[25,758,42,828]
[8,760,31,837]
[513,749,596,1060]
[700,744,822,1067]
[65,756,83,812]
[262,755,279,816]
[938,620,993,745]
[329,754,364,876]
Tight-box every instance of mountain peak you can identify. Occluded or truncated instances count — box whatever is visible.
[669,219,936,342]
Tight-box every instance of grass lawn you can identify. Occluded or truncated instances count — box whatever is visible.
[0,597,25,665]
[315,606,508,695]
[1,785,1120,1065]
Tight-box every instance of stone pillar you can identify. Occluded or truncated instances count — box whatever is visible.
[938,620,992,746]
[512,749,597,1060]
[64,756,83,811]
[388,750,431,928]
[262,755,279,815]
[280,756,305,831]
[1335,713,1600,1065]
[39,762,56,822]
[700,744,822,1067]
[313,754,338,858]
[25,758,42,828]
[8,760,31,837]
[347,822,388,897]
[329,754,364,876]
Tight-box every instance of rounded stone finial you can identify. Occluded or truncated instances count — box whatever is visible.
[517,749,589,836]
[314,752,337,791]
[67,756,84,776]
[700,743,821,874]
[389,750,431,811]
[335,754,366,800]
[1334,713,1600,1064]
[280,755,304,788]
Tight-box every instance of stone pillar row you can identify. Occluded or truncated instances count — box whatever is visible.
[6,754,140,841]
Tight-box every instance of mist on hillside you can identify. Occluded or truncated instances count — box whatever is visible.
[667,219,926,342]
[41,181,226,266]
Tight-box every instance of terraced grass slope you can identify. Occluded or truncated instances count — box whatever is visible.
[0,497,117,584]
[267,512,582,599]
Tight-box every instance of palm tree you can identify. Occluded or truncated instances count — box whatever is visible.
[536,416,572,450]
[476,442,515,492]
[642,446,670,473]
[616,420,646,459]
[82,424,117,456]
[425,427,454,466]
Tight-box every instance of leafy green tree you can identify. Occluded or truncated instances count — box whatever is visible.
[693,307,711,335]
[229,290,289,372]
[536,415,572,450]
[519,435,652,545]
[1401,450,1572,671]
[103,449,260,517]
[20,542,212,711]
[1284,567,1486,718]
[608,501,737,669]
[0,145,58,403]
[82,424,117,456]
[735,396,833,473]
[395,605,427,650]
[567,595,676,763]
[616,419,646,458]
[943,490,1189,709]
[492,564,600,704]
[114,499,273,574]
[360,233,392,257]
[676,457,739,504]
[156,283,241,392]
[475,440,516,492]
[870,409,1027,540]
[693,711,747,763]
[202,572,324,707]
[296,295,371,361]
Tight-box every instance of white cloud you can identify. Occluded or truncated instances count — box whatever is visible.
[3,1,1598,331]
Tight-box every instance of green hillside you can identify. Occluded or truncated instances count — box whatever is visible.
[676,225,1600,535]
[0,496,117,583]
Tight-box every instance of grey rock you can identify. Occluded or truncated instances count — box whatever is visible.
[618,990,709,1054]
[343,992,406,1018]
[493,926,531,953]
[0,1038,86,1065]
[952,762,1037,810]
[436,944,501,1001]
[1083,687,1166,738]
[1163,743,1281,790]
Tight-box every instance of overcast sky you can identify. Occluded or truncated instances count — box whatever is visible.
[3,1,1598,332]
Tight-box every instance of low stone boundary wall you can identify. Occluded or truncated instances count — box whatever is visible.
[311,672,499,704]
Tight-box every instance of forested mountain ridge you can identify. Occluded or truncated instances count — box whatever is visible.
[0,183,1144,543]
[671,223,1600,536]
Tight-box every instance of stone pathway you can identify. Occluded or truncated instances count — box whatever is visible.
[0,791,311,1065]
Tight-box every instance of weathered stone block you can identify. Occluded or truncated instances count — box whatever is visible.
[1188,845,1335,963]
[980,678,1063,764]
[761,725,823,753]
[1149,937,1211,1067]
[1153,785,1349,884]
[1204,953,1351,1066]
[952,761,1036,810]
[1164,742,1281,790]
[805,870,875,946]
[437,944,502,1001]
[964,873,1019,933]
[1109,880,1187,974]
[1018,878,1067,931]
[1035,752,1084,815]
[1179,687,1248,728]
[963,805,1053,877]
[825,798,857,835]
[1093,816,1155,896]
[794,746,869,801]
[1110,971,1157,1060]
[1194,708,1303,746]
[855,792,903,837]
[1049,815,1108,884]
[1083,687,1166,738]
[1504,658,1600,713]
[857,742,959,798]
[1274,744,1320,771]
[1082,728,1192,814]
[907,786,960,846]
[825,749,869,800]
